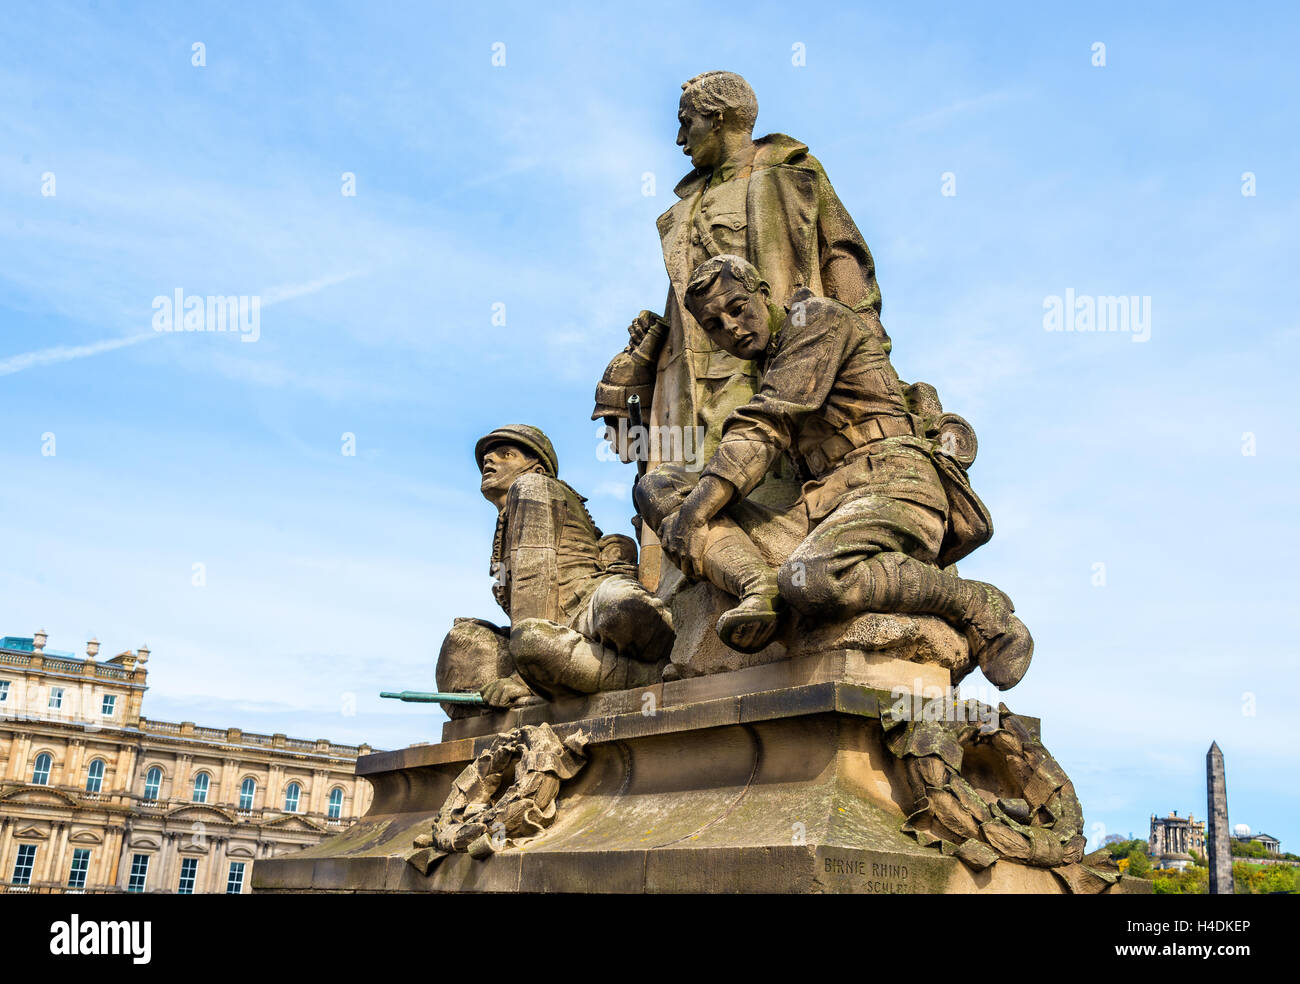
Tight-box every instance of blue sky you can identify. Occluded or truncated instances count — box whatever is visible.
[2,1,1297,851]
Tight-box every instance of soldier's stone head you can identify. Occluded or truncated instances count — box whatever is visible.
[474,425,557,508]
[684,254,774,360]
[597,533,638,571]
[677,71,758,170]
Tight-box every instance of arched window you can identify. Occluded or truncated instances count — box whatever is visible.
[192,772,210,804]
[31,753,52,785]
[284,782,301,813]
[239,778,256,811]
[143,767,162,801]
[327,787,344,819]
[85,758,105,794]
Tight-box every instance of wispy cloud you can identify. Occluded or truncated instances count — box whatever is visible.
[261,270,365,307]
[0,271,362,379]
[0,332,158,376]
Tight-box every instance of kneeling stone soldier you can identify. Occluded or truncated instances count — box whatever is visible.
[636,255,1032,689]
[436,425,675,715]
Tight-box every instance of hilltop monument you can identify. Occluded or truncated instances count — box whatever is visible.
[254,72,1144,895]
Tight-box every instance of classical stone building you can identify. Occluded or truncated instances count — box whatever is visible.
[1149,810,1206,870]
[1233,828,1281,854]
[0,631,372,894]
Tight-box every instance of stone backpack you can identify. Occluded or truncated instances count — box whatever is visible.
[904,382,994,568]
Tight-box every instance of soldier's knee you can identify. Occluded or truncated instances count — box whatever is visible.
[589,581,674,661]
[508,618,550,660]
[509,618,583,690]
[590,589,636,642]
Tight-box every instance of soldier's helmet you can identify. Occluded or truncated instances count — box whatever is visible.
[591,350,655,421]
[474,425,558,477]
[597,533,639,568]
[591,311,667,421]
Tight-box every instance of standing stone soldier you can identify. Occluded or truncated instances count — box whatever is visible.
[435,425,674,715]
[634,256,1032,689]
[608,70,887,464]
[596,71,889,584]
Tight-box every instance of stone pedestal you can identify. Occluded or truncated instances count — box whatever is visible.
[253,652,1145,894]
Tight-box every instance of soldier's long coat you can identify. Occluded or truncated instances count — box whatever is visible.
[651,133,886,465]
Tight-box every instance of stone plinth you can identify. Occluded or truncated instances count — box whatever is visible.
[253,653,1143,894]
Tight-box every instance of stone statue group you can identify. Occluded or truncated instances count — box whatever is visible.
[437,71,1033,715]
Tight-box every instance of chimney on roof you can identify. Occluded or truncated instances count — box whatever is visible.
[86,637,100,659]
[33,629,47,652]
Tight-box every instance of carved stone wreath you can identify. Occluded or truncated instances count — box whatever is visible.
[405,723,589,874]
[882,700,1122,894]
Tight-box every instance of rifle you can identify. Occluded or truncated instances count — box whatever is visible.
[380,690,485,705]
[627,393,647,480]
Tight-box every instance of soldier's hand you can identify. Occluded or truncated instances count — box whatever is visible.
[659,508,707,581]
[480,676,534,708]
[627,310,665,348]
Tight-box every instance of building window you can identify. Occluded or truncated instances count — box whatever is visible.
[239,778,256,811]
[12,844,37,886]
[101,694,117,716]
[143,766,162,801]
[126,854,149,893]
[192,772,210,804]
[0,680,9,702]
[48,687,64,709]
[226,861,246,894]
[67,849,91,890]
[284,782,301,813]
[85,758,105,794]
[328,787,344,819]
[177,857,198,895]
[31,753,52,785]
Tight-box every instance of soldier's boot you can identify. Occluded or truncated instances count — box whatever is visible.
[701,530,785,654]
[853,552,1033,690]
[588,581,676,664]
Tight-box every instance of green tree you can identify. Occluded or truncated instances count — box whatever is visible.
[1106,838,1147,860]
[1232,861,1300,894]
[1127,850,1152,878]
[1152,865,1207,894]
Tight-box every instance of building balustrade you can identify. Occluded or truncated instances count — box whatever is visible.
[1,882,119,895]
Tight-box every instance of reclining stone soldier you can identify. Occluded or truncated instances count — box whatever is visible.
[435,425,675,716]
[634,254,1033,689]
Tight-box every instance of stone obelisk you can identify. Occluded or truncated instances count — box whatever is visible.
[1206,741,1233,894]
